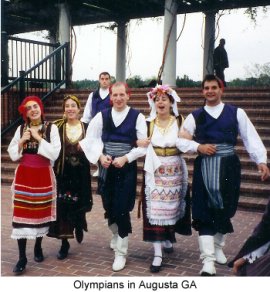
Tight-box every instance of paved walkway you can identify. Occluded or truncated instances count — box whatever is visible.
[1,185,263,277]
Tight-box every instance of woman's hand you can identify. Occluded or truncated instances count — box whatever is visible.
[19,130,31,144]
[18,130,31,152]
[28,127,42,142]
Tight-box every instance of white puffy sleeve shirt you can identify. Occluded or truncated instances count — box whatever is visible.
[7,124,61,164]
[80,88,110,124]
[79,106,147,164]
[176,103,267,165]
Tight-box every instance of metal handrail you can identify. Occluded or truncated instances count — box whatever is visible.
[1,44,69,94]
[1,42,70,136]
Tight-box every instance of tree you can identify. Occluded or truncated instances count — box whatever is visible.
[126,75,145,88]
[176,75,200,87]
[228,62,270,87]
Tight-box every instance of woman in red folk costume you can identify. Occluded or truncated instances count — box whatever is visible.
[7,96,61,275]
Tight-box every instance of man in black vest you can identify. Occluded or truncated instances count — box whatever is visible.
[80,82,147,272]
[81,72,112,176]
[81,72,111,124]
[177,74,269,276]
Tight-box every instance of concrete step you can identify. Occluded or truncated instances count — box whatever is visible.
[238,196,269,212]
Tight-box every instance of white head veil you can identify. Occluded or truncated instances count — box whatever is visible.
[146,85,181,121]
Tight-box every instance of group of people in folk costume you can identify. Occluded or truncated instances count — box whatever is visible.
[8,73,269,276]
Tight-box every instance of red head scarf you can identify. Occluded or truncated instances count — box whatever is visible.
[18,96,44,122]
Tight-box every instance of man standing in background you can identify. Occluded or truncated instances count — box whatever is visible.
[213,39,229,86]
[81,72,112,176]
[81,72,111,124]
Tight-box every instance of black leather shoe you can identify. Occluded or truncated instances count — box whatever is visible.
[13,258,27,275]
[150,256,162,273]
[201,271,216,276]
[163,246,174,254]
[57,241,70,260]
[34,248,44,262]
[75,228,83,244]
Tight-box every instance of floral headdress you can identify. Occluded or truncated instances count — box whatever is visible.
[146,84,181,120]
[147,84,171,100]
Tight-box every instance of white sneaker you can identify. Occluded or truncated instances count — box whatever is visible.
[112,255,126,272]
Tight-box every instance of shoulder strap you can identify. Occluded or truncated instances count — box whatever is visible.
[176,114,184,129]
[46,122,52,143]
[147,119,155,138]
[53,118,65,128]
[20,124,25,137]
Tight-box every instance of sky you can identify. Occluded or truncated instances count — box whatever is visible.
[17,7,270,82]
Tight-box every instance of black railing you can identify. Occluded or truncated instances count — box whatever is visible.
[6,36,60,82]
[1,41,70,136]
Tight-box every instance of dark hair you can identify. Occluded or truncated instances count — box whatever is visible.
[220,38,225,45]
[63,95,81,110]
[153,93,174,104]
[202,74,224,89]
[109,82,131,96]
[99,72,111,79]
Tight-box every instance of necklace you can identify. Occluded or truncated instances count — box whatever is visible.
[30,121,42,126]
[66,122,82,143]
[155,115,175,135]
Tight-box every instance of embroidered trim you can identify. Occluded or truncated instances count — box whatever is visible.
[145,156,188,226]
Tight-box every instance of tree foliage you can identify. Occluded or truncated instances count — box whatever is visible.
[230,62,270,87]
[176,75,200,87]
[71,79,99,90]
[244,6,268,24]
[71,62,270,89]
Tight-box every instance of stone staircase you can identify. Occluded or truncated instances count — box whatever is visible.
[1,87,270,212]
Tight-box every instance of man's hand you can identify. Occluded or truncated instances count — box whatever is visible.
[232,258,246,275]
[112,155,128,168]
[99,154,112,169]
[258,163,270,181]
[197,144,217,155]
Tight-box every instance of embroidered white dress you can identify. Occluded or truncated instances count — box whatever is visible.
[144,120,188,226]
